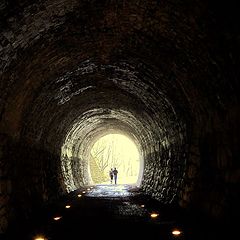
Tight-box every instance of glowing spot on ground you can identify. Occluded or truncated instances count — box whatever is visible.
[53,216,62,221]
[65,205,71,209]
[172,230,182,236]
[34,236,47,240]
[150,213,159,218]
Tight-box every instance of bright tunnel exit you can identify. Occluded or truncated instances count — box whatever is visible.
[89,134,141,185]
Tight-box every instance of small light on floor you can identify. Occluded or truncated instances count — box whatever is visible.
[172,230,182,236]
[150,213,159,218]
[140,204,145,208]
[34,236,46,240]
[78,194,82,197]
[65,205,71,209]
[53,216,62,221]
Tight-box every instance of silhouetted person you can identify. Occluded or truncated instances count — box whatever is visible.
[113,167,118,184]
[109,168,113,184]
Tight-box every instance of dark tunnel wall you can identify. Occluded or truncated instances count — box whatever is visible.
[0,0,240,233]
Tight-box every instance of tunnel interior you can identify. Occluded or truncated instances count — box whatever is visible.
[0,0,239,235]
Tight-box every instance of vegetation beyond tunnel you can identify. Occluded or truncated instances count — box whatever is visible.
[89,134,141,185]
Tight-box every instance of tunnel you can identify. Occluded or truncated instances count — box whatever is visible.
[0,0,239,239]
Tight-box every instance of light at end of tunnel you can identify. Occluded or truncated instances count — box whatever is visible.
[172,230,182,236]
[78,194,82,197]
[53,216,62,221]
[65,205,71,209]
[34,236,47,240]
[90,133,140,185]
[150,213,159,218]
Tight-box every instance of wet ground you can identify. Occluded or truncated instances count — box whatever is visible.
[3,185,233,240]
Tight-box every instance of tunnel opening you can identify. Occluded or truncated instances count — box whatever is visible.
[60,108,147,193]
[89,133,142,185]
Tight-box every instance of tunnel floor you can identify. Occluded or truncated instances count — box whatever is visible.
[4,185,231,240]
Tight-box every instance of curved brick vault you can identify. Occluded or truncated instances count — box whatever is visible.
[0,0,239,234]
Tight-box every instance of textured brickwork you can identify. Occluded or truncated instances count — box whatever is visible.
[0,0,239,233]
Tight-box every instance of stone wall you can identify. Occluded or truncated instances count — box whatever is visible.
[0,0,239,233]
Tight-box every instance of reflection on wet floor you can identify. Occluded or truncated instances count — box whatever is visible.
[86,184,137,197]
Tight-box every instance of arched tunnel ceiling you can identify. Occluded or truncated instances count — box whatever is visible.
[1,0,238,138]
[0,0,194,203]
[0,0,239,230]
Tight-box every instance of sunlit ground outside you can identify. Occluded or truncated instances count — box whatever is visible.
[90,134,140,185]
[100,176,137,185]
